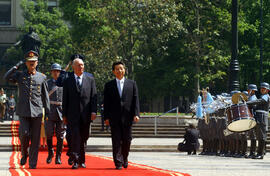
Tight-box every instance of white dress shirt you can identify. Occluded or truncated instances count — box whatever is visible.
[116,77,125,97]
[74,73,83,86]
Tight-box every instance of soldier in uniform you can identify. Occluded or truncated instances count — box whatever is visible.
[216,109,227,156]
[45,63,65,165]
[247,82,269,159]
[4,51,50,169]
[245,84,258,158]
[235,88,256,158]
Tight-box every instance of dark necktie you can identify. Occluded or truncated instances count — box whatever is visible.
[76,76,81,90]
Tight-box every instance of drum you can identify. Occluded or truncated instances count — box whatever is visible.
[226,104,256,132]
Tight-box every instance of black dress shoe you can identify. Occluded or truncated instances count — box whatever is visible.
[80,163,86,168]
[253,154,264,159]
[46,151,54,164]
[199,151,206,155]
[68,157,74,165]
[29,165,36,169]
[20,156,27,166]
[123,162,128,168]
[116,166,122,170]
[55,155,62,164]
[247,153,255,159]
[72,163,79,169]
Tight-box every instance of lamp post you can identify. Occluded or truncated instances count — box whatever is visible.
[259,0,263,83]
[229,0,240,92]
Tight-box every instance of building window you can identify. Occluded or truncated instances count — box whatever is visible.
[48,0,57,12]
[31,0,57,13]
[0,0,11,25]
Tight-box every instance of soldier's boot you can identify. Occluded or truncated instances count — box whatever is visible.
[199,140,206,155]
[46,139,54,164]
[247,139,256,158]
[55,138,63,164]
[20,135,30,165]
[209,140,215,155]
[235,140,242,158]
[253,140,265,159]
[208,140,213,155]
[214,139,219,155]
[230,139,236,157]
[241,140,248,158]
[223,140,229,156]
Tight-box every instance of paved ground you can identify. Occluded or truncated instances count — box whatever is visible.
[1,137,270,176]
[1,119,270,176]
[91,152,270,176]
[0,152,11,176]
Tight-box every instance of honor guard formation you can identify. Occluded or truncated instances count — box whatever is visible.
[193,84,269,159]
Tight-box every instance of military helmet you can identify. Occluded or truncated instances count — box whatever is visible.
[260,82,270,90]
[248,84,257,91]
[51,63,62,71]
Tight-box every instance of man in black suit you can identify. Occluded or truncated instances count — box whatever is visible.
[62,58,97,169]
[56,54,93,164]
[104,61,140,170]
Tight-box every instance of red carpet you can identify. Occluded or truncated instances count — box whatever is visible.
[9,121,191,176]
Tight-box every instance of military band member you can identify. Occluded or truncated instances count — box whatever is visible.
[246,84,258,158]
[45,63,65,165]
[4,51,50,169]
[247,82,269,159]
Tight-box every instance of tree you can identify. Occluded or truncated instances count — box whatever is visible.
[59,0,183,91]
[137,0,232,102]
[2,0,72,75]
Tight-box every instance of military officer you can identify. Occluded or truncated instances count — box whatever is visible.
[4,50,50,169]
[45,63,65,165]
[247,82,269,159]
[246,84,258,158]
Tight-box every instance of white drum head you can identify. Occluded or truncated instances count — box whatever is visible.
[228,119,257,132]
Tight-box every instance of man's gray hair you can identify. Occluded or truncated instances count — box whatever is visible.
[72,58,84,65]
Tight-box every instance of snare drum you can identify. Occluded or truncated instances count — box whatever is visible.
[226,103,256,132]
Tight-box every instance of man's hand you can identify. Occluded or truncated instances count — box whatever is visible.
[133,116,140,123]
[64,61,72,71]
[105,119,110,126]
[63,116,68,125]
[91,113,97,121]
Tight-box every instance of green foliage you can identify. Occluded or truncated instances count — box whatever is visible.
[59,0,183,91]
[4,0,270,105]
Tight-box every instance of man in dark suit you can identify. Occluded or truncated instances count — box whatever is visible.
[62,57,97,169]
[104,61,140,170]
[56,54,93,164]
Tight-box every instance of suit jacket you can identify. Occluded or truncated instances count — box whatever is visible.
[62,72,97,125]
[104,78,140,126]
[56,70,93,87]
